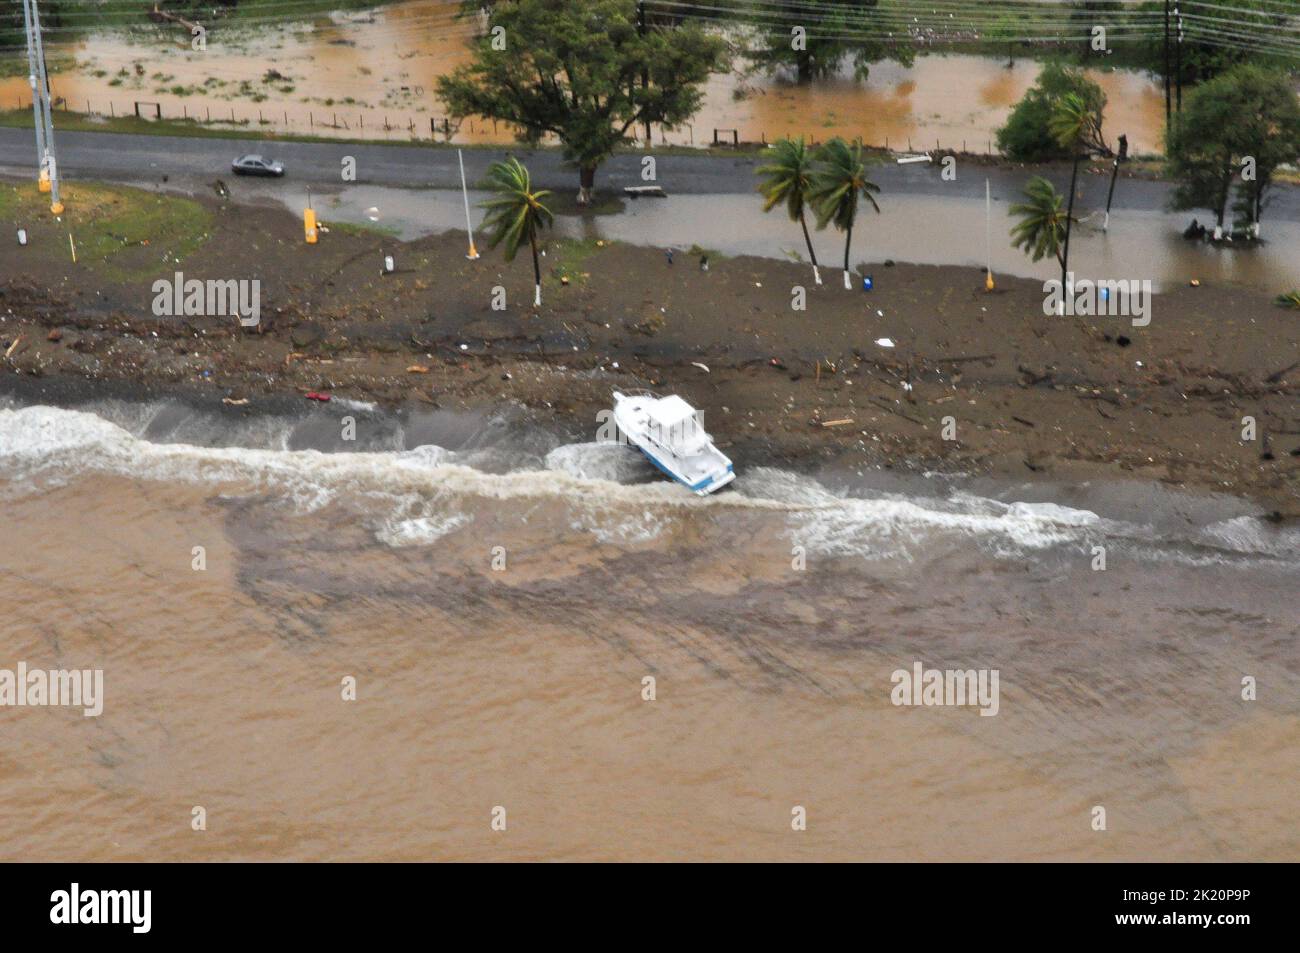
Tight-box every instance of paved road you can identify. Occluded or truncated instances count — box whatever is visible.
[5,126,1297,221]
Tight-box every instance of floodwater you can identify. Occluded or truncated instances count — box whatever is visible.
[1,396,1297,861]
[230,179,1300,293]
[3,1,1166,153]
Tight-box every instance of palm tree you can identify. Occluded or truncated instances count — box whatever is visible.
[480,156,554,307]
[1047,92,1108,288]
[809,137,881,289]
[1010,176,1072,310]
[756,136,823,284]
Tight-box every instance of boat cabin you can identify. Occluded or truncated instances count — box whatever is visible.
[643,395,710,456]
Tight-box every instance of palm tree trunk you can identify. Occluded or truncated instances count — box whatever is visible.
[799,212,821,284]
[842,223,853,289]
[1061,154,1080,291]
[530,232,542,307]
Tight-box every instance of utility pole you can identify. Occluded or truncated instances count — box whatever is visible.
[1175,3,1184,114]
[1163,0,1171,129]
[637,0,650,145]
[25,0,62,213]
[21,0,47,182]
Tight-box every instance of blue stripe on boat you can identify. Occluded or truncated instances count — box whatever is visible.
[637,446,728,491]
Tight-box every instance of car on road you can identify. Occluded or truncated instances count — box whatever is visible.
[231,155,285,177]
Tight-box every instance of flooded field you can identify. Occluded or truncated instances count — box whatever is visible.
[2,1,1167,153]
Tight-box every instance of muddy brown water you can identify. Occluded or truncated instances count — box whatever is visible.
[3,1,1166,153]
[1,397,1296,860]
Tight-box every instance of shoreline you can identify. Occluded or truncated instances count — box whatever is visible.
[2,184,1297,518]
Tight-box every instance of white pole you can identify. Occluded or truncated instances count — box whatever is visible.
[29,0,61,213]
[984,178,994,291]
[459,149,478,259]
[22,0,46,176]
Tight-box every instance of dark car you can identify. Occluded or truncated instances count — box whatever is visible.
[231,154,285,177]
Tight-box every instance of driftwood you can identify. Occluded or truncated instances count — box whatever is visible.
[148,4,203,35]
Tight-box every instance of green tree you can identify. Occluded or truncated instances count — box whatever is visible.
[996,62,1107,162]
[1223,68,1300,238]
[479,156,554,307]
[756,136,823,285]
[438,0,725,205]
[1009,176,1072,289]
[1047,91,1110,287]
[809,137,881,290]
[1167,64,1300,238]
[748,0,914,84]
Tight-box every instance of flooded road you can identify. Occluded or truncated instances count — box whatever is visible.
[228,179,1300,294]
[3,1,1168,153]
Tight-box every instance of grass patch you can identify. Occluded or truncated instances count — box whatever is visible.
[324,219,401,239]
[547,237,609,284]
[0,180,212,280]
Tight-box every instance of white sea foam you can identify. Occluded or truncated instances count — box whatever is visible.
[3,405,1286,562]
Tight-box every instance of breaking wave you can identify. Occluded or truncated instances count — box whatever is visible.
[1,404,1295,563]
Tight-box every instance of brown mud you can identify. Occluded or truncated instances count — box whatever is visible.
[2,191,1297,515]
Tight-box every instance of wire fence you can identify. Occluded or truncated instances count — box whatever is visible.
[6,93,1005,157]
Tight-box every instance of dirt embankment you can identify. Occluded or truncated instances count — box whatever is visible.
[2,185,1298,515]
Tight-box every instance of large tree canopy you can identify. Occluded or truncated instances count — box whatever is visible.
[1167,64,1300,235]
[438,0,725,203]
[996,62,1108,162]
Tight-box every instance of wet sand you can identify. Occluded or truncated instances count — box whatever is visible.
[1,186,1297,517]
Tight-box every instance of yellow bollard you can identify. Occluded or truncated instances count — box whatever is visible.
[38,168,51,194]
[304,207,318,244]
[51,201,64,216]
[985,271,995,292]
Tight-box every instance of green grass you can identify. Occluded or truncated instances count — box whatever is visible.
[0,180,212,280]
[324,219,401,239]
[548,237,609,284]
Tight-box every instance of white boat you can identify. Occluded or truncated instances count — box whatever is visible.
[612,391,735,495]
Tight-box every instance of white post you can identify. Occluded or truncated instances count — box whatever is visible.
[29,0,61,213]
[984,178,995,291]
[22,0,46,176]
[459,149,478,259]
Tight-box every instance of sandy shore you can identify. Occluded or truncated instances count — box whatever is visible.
[2,186,1297,515]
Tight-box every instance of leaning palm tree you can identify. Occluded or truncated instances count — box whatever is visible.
[809,137,881,289]
[756,136,823,284]
[1010,176,1072,310]
[1047,92,1109,288]
[480,156,554,307]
